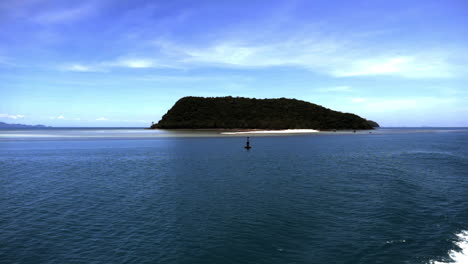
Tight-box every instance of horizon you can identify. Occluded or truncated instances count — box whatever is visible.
[2,120,468,129]
[1,0,467,127]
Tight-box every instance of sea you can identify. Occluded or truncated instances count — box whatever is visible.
[0,127,467,264]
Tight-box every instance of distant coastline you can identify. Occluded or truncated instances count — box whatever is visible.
[2,128,468,141]
[0,122,50,128]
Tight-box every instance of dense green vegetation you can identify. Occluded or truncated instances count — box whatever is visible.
[366,120,380,128]
[151,96,379,130]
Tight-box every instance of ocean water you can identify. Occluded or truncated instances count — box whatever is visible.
[0,128,467,264]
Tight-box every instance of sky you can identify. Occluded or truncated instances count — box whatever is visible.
[1,0,467,127]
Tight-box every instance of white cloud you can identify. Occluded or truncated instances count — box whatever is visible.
[60,58,172,72]
[96,117,108,121]
[334,57,412,77]
[318,86,352,92]
[181,43,262,66]
[60,38,341,72]
[136,74,254,82]
[137,75,207,82]
[351,98,366,103]
[115,59,154,68]
[348,97,456,113]
[170,41,311,68]
[0,113,25,119]
[121,120,149,123]
[331,56,455,78]
[151,38,461,79]
[49,115,65,120]
[57,22,464,78]
[61,64,96,72]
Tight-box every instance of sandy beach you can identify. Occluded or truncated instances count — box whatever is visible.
[220,129,320,135]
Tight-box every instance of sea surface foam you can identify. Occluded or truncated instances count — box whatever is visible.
[430,230,468,264]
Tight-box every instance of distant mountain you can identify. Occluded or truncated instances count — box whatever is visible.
[152,96,379,130]
[0,122,50,128]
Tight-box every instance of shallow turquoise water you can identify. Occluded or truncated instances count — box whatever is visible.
[1,128,467,263]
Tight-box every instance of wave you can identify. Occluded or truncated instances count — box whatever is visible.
[430,230,468,264]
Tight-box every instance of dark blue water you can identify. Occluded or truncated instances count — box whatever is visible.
[1,129,467,263]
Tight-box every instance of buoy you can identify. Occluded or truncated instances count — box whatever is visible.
[244,137,252,149]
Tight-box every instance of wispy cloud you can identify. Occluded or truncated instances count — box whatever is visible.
[63,45,460,78]
[135,74,254,83]
[334,57,412,77]
[318,86,352,92]
[96,117,108,121]
[34,1,465,80]
[33,4,96,24]
[60,57,176,72]
[150,38,461,78]
[0,113,25,119]
[351,98,366,103]
[120,119,149,123]
[348,97,457,113]
[61,64,100,72]
[113,59,155,68]
[49,115,65,120]
[54,12,465,79]
[331,56,455,78]
[159,40,324,68]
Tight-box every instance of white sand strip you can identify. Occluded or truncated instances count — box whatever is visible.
[220,129,319,135]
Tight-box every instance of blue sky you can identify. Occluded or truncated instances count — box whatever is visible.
[1,0,467,127]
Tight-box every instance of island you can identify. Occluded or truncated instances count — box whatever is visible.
[151,96,379,130]
[0,122,50,128]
